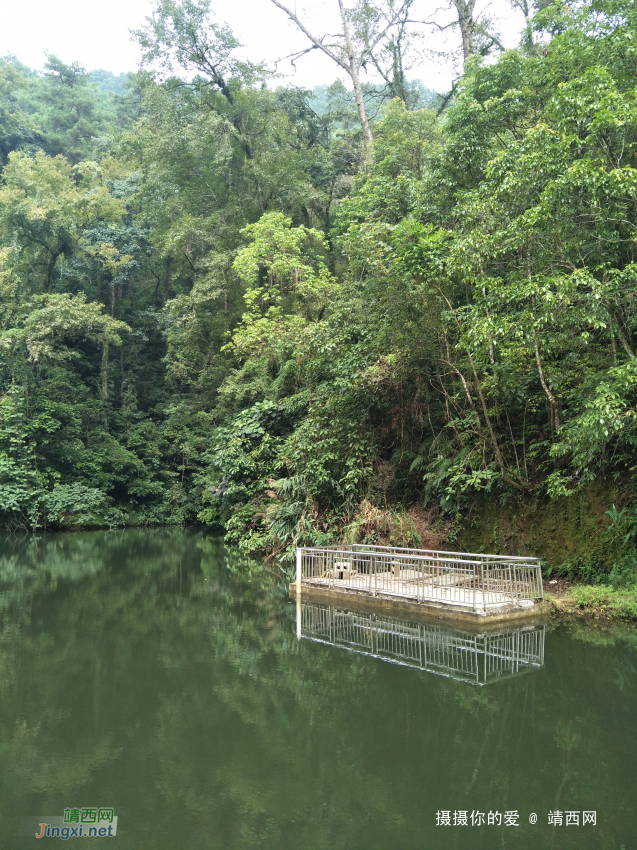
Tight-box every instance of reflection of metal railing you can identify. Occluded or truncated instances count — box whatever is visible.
[296,544,543,614]
[298,601,545,686]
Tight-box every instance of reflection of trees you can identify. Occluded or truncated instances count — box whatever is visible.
[0,530,635,848]
[4,722,117,796]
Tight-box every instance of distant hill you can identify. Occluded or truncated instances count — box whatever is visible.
[308,79,439,119]
[90,69,131,95]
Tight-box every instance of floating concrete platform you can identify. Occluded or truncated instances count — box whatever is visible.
[294,544,545,624]
[290,581,547,624]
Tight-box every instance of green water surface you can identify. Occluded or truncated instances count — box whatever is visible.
[0,529,635,849]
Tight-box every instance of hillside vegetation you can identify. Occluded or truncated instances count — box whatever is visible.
[1,0,636,588]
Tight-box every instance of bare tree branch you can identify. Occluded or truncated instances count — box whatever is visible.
[269,0,420,158]
[269,0,348,70]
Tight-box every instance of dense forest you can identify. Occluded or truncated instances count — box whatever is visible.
[1,0,636,582]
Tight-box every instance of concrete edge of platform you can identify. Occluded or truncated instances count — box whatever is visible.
[289,582,549,627]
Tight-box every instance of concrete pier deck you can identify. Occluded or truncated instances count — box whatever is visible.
[294,544,545,623]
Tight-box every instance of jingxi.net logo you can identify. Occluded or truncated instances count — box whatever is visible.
[23,808,118,839]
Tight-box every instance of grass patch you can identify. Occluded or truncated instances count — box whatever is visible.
[548,584,637,620]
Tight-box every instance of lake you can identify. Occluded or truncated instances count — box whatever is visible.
[0,528,635,848]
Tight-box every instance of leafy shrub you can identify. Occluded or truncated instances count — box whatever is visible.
[0,453,42,527]
[43,484,114,528]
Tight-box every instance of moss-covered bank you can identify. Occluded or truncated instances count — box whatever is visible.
[458,476,629,579]
[452,476,637,619]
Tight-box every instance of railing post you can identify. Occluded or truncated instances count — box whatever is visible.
[296,548,302,595]
[484,562,489,609]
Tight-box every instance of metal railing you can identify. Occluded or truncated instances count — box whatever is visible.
[295,544,543,614]
[299,601,545,685]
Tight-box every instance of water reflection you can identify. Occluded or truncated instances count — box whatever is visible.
[298,600,546,685]
[0,530,635,849]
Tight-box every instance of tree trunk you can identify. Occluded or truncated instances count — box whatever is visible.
[46,247,64,292]
[101,335,109,428]
[163,256,172,305]
[350,61,373,157]
[119,343,125,404]
[451,0,477,61]
[533,333,560,431]
[101,337,109,401]
[338,0,373,158]
[435,283,524,489]
[605,305,635,361]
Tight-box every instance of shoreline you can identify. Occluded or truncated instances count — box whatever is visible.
[544,579,637,621]
[3,525,636,621]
